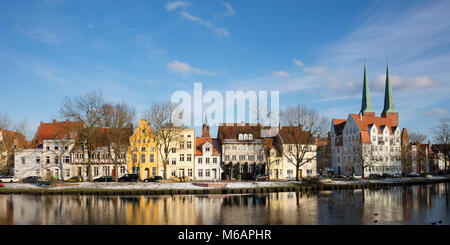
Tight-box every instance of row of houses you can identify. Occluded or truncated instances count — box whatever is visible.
[9,116,317,181]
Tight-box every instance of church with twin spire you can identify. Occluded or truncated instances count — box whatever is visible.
[330,63,405,177]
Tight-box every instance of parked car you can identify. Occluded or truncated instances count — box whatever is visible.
[407,172,420,177]
[351,174,362,179]
[22,176,41,183]
[255,174,269,181]
[369,174,382,179]
[67,176,82,183]
[381,173,393,178]
[93,176,113,182]
[143,176,163,182]
[118,174,139,182]
[393,173,402,178]
[0,176,19,183]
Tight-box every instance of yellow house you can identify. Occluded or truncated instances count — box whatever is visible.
[128,119,158,180]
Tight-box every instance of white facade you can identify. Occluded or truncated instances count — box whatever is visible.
[14,139,74,180]
[194,141,222,181]
[158,128,195,179]
[282,144,317,179]
[331,115,402,176]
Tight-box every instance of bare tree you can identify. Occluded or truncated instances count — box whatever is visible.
[357,144,378,178]
[99,102,135,181]
[60,91,104,181]
[433,118,449,171]
[143,101,182,180]
[280,105,328,181]
[0,113,28,175]
[409,131,427,144]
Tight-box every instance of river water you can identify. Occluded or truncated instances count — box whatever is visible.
[0,183,449,225]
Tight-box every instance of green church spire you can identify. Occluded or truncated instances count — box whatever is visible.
[360,63,374,115]
[382,62,397,114]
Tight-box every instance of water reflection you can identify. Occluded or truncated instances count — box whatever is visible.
[0,183,449,225]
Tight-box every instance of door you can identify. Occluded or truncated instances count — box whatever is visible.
[275,169,278,179]
[179,169,185,177]
[212,169,217,179]
[78,167,82,176]
[145,168,149,179]
[298,169,302,179]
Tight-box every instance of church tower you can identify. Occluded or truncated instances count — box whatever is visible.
[381,63,399,126]
[201,114,211,138]
[360,63,375,116]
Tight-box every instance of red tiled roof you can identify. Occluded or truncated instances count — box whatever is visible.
[217,123,261,141]
[350,114,397,135]
[360,131,371,143]
[0,129,28,149]
[264,137,282,157]
[195,137,221,156]
[278,126,313,145]
[32,120,83,145]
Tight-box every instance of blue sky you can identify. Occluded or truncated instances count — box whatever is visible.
[0,0,449,140]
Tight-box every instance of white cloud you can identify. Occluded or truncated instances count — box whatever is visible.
[220,2,235,17]
[292,58,304,67]
[272,70,290,78]
[303,66,326,75]
[373,74,436,92]
[165,1,186,12]
[166,2,230,37]
[167,60,215,76]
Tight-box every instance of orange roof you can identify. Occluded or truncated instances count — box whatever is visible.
[278,126,314,144]
[32,120,83,146]
[0,129,28,149]
[350,114,397,135]
[360,131,371,143]
[195,137,221,156]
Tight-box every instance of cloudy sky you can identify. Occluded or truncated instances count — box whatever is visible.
[0,0,449,140]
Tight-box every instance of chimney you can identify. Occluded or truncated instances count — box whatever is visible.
[40,121,43,124]
[52,119,56,123]
[65,119,69,123]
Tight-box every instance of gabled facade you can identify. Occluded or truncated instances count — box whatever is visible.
[127,119,158,180]
[331,64,403,177]
[194,117,222,180]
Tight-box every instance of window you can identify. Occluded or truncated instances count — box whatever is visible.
[213,157,217,163]
[232,155,236,161]
[150,147,155,152]
[46,146,50,150]
[142,147,146,152]
[103,166,110,176]
[187,154,192,162]
[152,167,157,176]
[94,167,99,176]
[287,170,293,176]
[65,169,70,177]
[249,134,253,140]
[172,158,176,165]
[171,170,176,177]
[225,155,229,161]
[120,166,126,174]
[239,155,245,161]
[64,156,70,163]
[21,157,25,164]
[54,146,59,151]
[171,148,176,153]
[206,157,210,164]
[205,169,210,177]
[132,154,137,164]
[180,142,184,149]
[198,158,202,164]
[232,145,236,150]
[150,154,154,163]
[141,154,146,163]
[205,147,210,152]
[36,157,41,164]
[187,141,192,149]
[180,154,184,161]
[188,169,192,177]
[307,169,313,175]
[198,169,203,177]
[46,156,50,163]
[55,158,59,164]
[238,134,243,140]
[133,147,138,152]
[243,134,249,140]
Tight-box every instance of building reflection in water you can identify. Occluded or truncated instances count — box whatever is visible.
[0,183,448,225]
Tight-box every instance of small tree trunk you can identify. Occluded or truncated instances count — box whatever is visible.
[295,164,300,181]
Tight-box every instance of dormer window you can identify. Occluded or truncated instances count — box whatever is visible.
[244,134,249,140]
[249,134,253,140]
[238,134,243,140]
